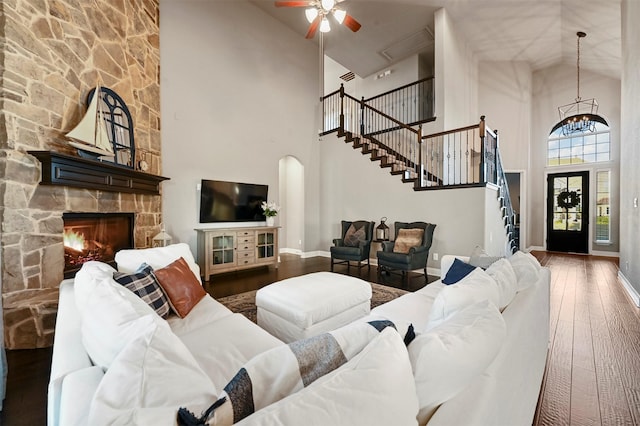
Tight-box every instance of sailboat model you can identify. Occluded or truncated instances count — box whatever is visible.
[66,86,114,159]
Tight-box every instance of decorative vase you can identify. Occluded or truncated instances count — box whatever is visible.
[266,216,275,227]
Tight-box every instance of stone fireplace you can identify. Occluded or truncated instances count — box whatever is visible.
[0,0,162,349]
[63,213,135,278]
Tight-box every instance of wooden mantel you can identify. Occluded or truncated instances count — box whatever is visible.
[29,151,169,195]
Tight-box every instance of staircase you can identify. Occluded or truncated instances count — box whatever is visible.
[322,82,518,254]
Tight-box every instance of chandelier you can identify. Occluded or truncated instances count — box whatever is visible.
[556,31,599,136]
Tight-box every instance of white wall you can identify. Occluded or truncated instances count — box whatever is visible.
[434,8,479,132]
[160,0,320,255]
[319,132,496,269]
[484,186,511,256]
[620,0,640,297]
[479,61,532,171]
[531,64,621,252]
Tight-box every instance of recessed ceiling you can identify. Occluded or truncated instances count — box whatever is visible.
[250,0,621,79]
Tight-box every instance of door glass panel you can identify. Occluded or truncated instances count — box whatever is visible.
[553,176,583,232]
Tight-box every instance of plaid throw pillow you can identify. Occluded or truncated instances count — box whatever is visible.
[113,263,171,318]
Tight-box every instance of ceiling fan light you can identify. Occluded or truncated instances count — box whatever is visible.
[320,17,331,32]
[321,0,335,12]
[332,9,346,24]
[305,7,318,23]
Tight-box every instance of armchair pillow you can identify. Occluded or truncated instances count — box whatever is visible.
[343,223,367,247]
[153,257,207,318]
[392,228,424,254]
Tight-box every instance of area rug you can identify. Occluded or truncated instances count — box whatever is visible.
[217,283,409,324]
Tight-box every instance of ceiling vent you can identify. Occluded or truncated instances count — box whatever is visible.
[380,27,434,61]
[339,71,355,82]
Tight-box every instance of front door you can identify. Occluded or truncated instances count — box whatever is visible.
[547,171,589,253]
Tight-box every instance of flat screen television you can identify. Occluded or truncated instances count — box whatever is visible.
[199,179,268,223]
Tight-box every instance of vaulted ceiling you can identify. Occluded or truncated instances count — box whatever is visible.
[250,0,621,79]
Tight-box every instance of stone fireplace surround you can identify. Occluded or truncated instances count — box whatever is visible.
[0,0,162,349]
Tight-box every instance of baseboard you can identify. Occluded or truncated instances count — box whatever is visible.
[301,250,331,259]
[617,271,640,307]
[591,250,620,257]
[279,248,303,256]
[527,246,545,252]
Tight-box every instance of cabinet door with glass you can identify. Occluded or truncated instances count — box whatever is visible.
[255,228,278,264]
[209,232,236,269]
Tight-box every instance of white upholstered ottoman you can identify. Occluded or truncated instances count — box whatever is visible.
[255,272,372,343]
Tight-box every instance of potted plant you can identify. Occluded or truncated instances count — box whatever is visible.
[261,201,280,226]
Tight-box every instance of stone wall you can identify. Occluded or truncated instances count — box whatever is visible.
[0,0,162,349]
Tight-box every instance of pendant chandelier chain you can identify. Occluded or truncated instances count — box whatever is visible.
[576,35,580,101]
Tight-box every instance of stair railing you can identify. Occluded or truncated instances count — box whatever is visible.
[322,85,422,177]
[364,77,435,127]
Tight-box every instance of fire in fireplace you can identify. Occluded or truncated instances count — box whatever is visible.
[62,212,134,278]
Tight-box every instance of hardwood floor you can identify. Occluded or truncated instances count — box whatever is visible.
[1,252,637,425]
[533,252,640,426]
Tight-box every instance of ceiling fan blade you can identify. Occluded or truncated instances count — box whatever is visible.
[274,1,311,7]
[342,14,361,32]
[305,16,320,39]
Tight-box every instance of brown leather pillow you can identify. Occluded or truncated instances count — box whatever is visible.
[153,257,206,318]
[393,228,424,254]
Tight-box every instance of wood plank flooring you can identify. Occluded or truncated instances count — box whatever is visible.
[533,252,640,426]
[1,252,638,425]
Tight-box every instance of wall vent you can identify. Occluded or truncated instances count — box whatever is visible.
[380,27,434,61]
[339,71,355,82]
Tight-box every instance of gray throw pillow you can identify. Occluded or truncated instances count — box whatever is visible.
[344,224,366,247]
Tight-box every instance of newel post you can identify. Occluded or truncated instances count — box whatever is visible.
[479,115,487,184]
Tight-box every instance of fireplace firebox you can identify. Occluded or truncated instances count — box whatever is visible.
[62,212,134,278]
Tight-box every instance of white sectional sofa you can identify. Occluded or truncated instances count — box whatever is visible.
[48,245,550,426]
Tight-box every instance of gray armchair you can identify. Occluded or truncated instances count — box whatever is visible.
[330,220,375,273]
[376,221,436,286]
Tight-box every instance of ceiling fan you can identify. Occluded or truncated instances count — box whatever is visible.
[275,0,362,39]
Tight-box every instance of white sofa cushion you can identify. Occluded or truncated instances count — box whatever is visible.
[508,251,540,291]
[408,300,507,425]
[485,258,518,310]
[59,366,104,426]
[88,320,217,425]
[236,327,420,426]
[371,282,445,333]
[178,313,284,389]
[75,261,162,369]
[115,243,202,284]
[187,319,407,426]
[426,268,500,330]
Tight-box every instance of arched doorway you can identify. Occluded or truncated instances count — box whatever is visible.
[278,156,305,254]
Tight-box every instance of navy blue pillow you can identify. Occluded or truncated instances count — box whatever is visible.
[442,258,476,285]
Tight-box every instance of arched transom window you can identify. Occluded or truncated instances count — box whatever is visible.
[547,118,610,166]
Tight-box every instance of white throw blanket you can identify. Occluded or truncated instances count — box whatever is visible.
[178,319,414,426]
